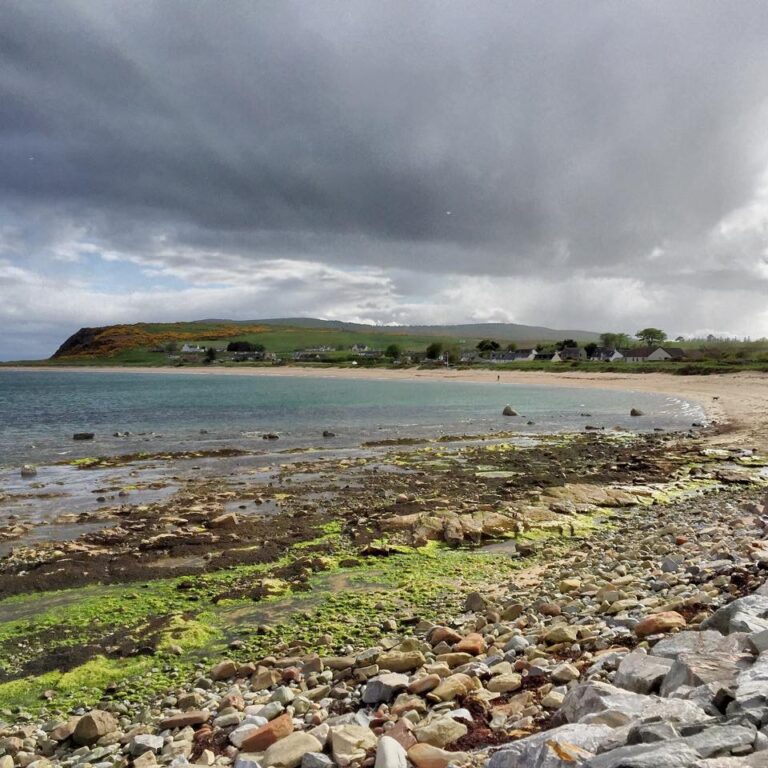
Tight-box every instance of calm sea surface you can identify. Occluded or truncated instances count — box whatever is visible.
[0,370,705,467]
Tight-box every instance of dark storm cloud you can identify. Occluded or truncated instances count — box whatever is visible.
[2,0,768,278]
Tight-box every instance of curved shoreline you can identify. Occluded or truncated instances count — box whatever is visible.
[3,365,767,448]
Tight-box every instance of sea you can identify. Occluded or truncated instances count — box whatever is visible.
[0,369,706,468]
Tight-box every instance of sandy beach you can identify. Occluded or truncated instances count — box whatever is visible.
[6,365,768,448]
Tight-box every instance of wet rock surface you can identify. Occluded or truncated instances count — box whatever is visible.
[2,432,768,767]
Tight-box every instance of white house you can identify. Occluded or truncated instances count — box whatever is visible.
[621,347,686,363]
[180,344,204,354]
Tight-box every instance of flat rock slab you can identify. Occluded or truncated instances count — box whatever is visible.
[561,682,709,727]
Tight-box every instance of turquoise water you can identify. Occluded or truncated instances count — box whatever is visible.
[0,370,705,466]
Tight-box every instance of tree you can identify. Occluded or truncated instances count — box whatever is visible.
[425,342,444,360]
[204,347,217,364]
[164,341,178,354]
[599,332,631,349]
[476,339,501,353]
[635,328,667,346]
[584,342,598,359]
[505,342,517,352]
[384,343,401,359]
[556,338,577,351]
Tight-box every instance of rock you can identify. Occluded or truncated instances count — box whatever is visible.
[702,595,768,635]
[263,732,323,768]
[543,625,580,644]
[542,690,566,708]
[49,716,80,742]
[407,743,469,768]
[559,578,581,593]
[362,673,410,704]
[413,717,468,748]
[634,611,687,637]
[464,591,487,612]
[428,674,474,702]
[374,736,408,768]
[551,662,581,683]
[330,725,377,766]
[728,651,768,723]
[72,710,117,746]
[210,659,238,680]
[237,756,265,768]
[377,651,426,673]
[302,754,334,768]
[240,713,294,752]
[20,464,37,478]
[159,710,209,730]
[129,734,165,756]
[488,724,616,768]
[586,725,756,768]
[560,682,709,727]
[660,650,752,697]
[230,721,269,748]
[502,405,518,417]
[630,409,643,417]
[614,651,673,694]
[322,431,336,438]
[73,432,95,440]
[210,513,238,529]
[486,673,522,693]
[134,753,158,768]
[408,674,441,695]
[651,631,749,660]
[455,633,486,655]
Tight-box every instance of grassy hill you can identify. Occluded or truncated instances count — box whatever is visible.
[32,318,600,366]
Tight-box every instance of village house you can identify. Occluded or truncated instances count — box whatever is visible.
[590,347,624,362]
[620,346,686,363]
[551,346,586,362]
[180,343,205,354]
[512,348,537,361]
[488,350,518,363]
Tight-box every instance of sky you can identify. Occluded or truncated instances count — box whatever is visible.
[3,1,768,359]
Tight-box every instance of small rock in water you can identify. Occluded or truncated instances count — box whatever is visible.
[20,464,37,477]
[502,405,518,416]
[262,433,279,440]
[73,432,95,441]
[630,408,644,417]
[322,430,336,438]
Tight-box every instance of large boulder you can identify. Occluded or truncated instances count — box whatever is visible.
[660,650,753,697]
[702,596,768,635]
[585,725,756,768]
[488,724,617,768]
[560,682,709,727]
[727,651,768,724]
[72,710,117,746]
[651,631,750,660]
[613,651,673,695]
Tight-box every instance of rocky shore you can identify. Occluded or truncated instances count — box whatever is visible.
[2,432,768,768]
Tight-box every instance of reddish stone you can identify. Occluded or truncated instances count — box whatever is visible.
[239,713,294,752]
[160,710,209,730]
[455,632,487,656]
[635,611,687,637]
[429,627,462,646]
[387,718,417,751]
[675,536,689,546]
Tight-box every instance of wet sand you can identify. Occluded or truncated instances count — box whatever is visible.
[5,365,768,447]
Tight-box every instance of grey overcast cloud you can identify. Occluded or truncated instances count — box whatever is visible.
[2,0,768,359]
